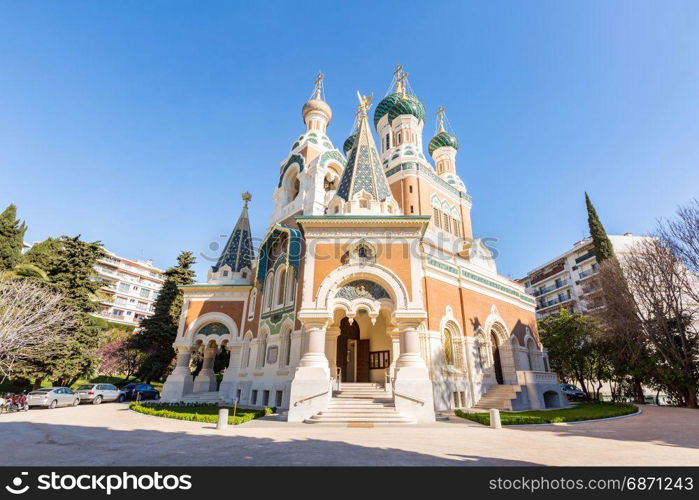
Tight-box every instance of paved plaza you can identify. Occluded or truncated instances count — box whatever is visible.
[1,404,697,466]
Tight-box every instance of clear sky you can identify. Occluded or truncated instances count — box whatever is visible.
[2,1,697,281]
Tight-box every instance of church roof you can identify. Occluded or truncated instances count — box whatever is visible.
[336,97,392,202]
[212,193,254,273]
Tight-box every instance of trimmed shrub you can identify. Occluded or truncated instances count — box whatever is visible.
[456,402,638,426]
[129,402,274,425]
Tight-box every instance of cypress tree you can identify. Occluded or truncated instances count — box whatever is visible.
[585,192,615,262]
[0,204,27,271]
[133,251,196,382]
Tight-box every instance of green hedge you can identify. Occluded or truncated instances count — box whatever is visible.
[129,402,274,425]
[456,402,638,426]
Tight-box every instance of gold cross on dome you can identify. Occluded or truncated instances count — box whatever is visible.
[394,64,408,97]
[314,72,324,99]
[436,106,446,133]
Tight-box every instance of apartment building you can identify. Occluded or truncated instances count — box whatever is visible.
[93,249,165,328]
[519,233,651,319]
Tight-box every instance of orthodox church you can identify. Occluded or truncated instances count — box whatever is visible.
[162,68,566,423]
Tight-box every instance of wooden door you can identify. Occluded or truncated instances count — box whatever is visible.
[357,339,370,382]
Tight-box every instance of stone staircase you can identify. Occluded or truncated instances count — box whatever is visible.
[305,383,415,424]
[474,384,521,411]
[181,391,222,404]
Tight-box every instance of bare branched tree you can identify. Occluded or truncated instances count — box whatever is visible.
[598,233,699,407]
[0,278,75,381]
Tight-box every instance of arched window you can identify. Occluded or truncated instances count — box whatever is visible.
[280,328,291,368]
[264,273,274,309]
[247,289,257,321]
[443,328,454,365]
[257,332,268,368]
[196,322,230,337]
[286,268,295,304]
[433,208,441,229]
[443,322,464,369]
[242,333,252,368]
[276,268,286,306]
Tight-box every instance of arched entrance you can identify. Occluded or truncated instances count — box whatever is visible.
[336,317,367,382]
[490,332,504,384]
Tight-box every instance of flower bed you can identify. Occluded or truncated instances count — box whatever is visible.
[456,402,638,426]
[129,402,274,425]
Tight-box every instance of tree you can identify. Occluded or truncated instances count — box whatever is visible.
[585,192,615,263]
[538,308,608,398]
[0,278,75,381]
[132,251,196,382]
[0,204,27,272]
[97,339,143,382]
[13,235,106,387]
[22,237,63,273]
[597,233,699,407]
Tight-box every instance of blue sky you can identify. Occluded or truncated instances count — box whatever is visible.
[2,1,697,280]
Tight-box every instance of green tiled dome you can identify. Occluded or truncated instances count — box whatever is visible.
[428,131,460,156]
[343,133,356,154]
[373,93,402,129]
[387,93,426,124]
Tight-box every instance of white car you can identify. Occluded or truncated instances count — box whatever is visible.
[76,383,121,404]
[27,387,80,409]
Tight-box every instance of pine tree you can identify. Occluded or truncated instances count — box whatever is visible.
[585,192,615,262]
[0,204,27,271]
[13,235,106,386]
[133,251,196,382]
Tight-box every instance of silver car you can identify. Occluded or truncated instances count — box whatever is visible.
[27,387,80,409]
[76,383,120,404]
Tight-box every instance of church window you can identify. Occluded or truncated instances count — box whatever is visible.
[410,205,414,214]
[433,208,441,229]
[409,185,413,193]
[276,268,286,305]
[280,328,291,368]
[275,390,283,407]
[257,332,268,368]
[396,132,401,144]
[453,218,461,238]
[359,199,368,208]
[443,328,454,365]
[247,289,257,321]
[286,268,295,303]
[264,274,274,309]
[222,270,229,276]
[442,213,450,233]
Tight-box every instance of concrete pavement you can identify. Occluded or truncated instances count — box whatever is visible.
[1,403,697,466]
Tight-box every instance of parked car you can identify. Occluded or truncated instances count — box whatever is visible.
[560,383,587,400]
[76,383,121,404]
[118,383,160,402]
[27,387,80,409]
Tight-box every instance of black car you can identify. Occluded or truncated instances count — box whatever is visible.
[118,383,160,402]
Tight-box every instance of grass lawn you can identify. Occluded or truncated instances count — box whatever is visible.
[129,402,274,425]
[456,402,638,426]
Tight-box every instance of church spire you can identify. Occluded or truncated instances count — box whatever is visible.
[334,92,393,209]
[212,192,255,274]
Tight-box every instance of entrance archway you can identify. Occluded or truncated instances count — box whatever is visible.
[336,317,366,382]
[490,332,504,384]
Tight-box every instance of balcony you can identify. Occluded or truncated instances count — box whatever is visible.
[578,268,597,280]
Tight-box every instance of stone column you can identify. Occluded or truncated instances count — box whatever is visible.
[161,345,194,402]
[193,345,218,393]
[287,316,331,422]
[387,327,401,379]
[299,323,329,368]
[325,326,340,380]
[218,344,241,402]
[393,318,435,423]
